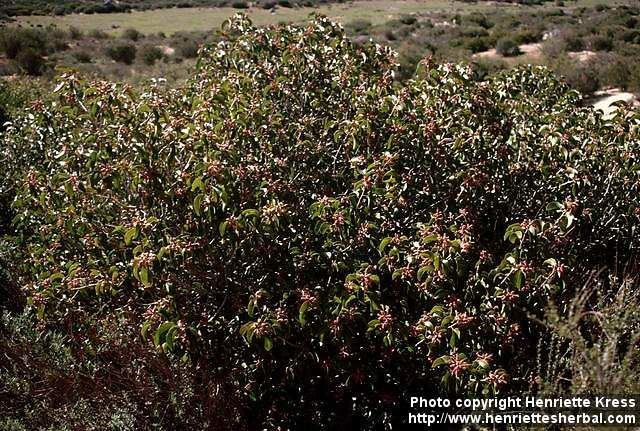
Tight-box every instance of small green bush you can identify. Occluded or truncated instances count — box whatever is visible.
[176,39,199,58]
[122,28,142,41]
[399,15,417,26]
[72,50,92,63]
[465,37,491,53]
[345,19,372,35]
[68,26,83,40]
[15,47,45,76]
[2,13,640,430]
[564,37,583,52]
[553,59,600,94]
[463,13,493,29]
[140,44,164,65]
[88,29,110,39]
[461,26,489,38]
[495,38,522,56]
[0,28,47,59]
[106,43,136,64]
[587,34,613,51]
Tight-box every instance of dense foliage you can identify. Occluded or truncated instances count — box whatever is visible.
[1,15,639,429]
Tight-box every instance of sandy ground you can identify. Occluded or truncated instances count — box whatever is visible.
[590,88,637,118]
[473,42,542,60]
[568,50,596,62]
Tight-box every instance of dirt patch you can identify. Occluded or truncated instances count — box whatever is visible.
[589,88,637,118]
[519,42,542,58]
[473,42,541,60]
[568,50,596,62]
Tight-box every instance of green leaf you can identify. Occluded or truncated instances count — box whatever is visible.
[157,246,168,261]
[432,355,449,368]
[247,297,255,317]
[378,237,392,253]
[141,320,151,338]
[476,359,489,369]
[219,221,228,237]
[124,227,138,245]
[264,337,273,351]
[139,267,150,286]
[242,208,259,218]
[299,301,309,326]
[564,212,574,228]
[153,322,175,347]
[193,193,204,216]
[191,177,205,192]
[165,327,177,351]
[417,266,431,281]
[367,319,380,331]
[546,201,563,212]
[450,331,458,348]
[513,270,523,289]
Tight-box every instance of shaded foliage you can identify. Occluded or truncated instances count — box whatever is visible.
[1,15,639,429]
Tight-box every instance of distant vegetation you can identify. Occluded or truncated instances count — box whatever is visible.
[0,23,213,83]
[1,15,639,429]
[1,0,332,18]
[2,2,639,93]
[345,4,640,90]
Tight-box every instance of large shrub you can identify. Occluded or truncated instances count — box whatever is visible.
[1,15,639,429]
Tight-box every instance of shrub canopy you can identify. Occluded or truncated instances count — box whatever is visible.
[1,14,639,429]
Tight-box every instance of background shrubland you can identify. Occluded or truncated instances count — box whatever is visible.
[0,15,639,429]
[2,2,640,94]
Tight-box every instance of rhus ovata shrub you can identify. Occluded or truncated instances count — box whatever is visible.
[1,14,639,429]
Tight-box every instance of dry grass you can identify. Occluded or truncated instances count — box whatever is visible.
[9,0,620,36]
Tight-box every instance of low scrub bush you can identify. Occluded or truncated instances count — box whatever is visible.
[399,15,417,26]
[460,26,489,38]
[15,47,45,76]
[465,36,491,53]
[68,26,83,40]
[562,32,585,52]
[72,50,93,63]
[0,28,47,59]
[538,280,640,394]
[122,28,143,41]
[463,13,493,29]
[551,58,600,94]
[88,29,110,40]
[496,38,521,56]
[345,19,372,35]
[106,43,137,64]
[175,38,200,59]
[140,44,164,65]
[586,34,613,51]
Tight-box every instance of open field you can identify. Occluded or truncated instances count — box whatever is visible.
[11,1,499,34]
[9,0,630,35]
